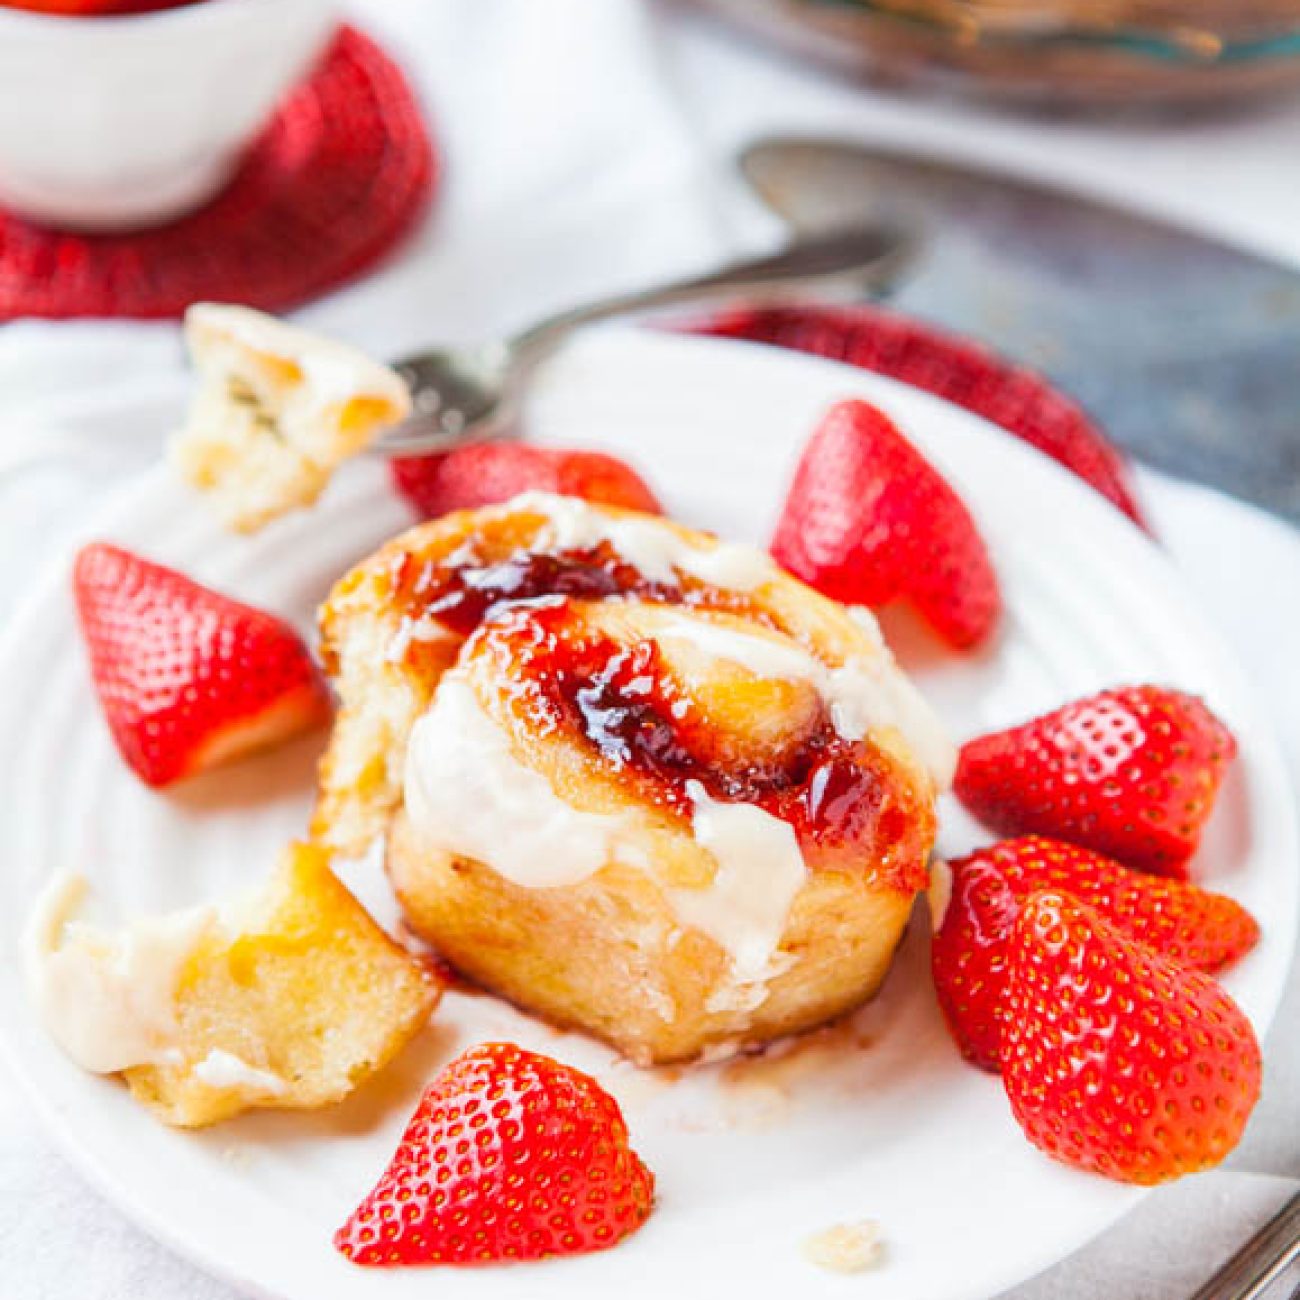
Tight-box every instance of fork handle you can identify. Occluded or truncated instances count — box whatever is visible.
[1188,1191,1300,1300]
[506,219,918,375]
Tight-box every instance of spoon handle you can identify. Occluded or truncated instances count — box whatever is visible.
[1188,1191,1300,1300]
[507,220,918,374]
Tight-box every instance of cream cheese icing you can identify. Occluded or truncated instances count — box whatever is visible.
[403,675,803,992]
[24,875,213,1075]
[404,675,630,889]
[192,1049,287,1098]
[669,781,806,996]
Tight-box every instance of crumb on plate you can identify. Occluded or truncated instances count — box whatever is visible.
[801,1219,884,1274]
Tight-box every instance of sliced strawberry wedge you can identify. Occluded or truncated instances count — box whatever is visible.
[335,1042,654,1266]
[931,836,1260,1071]
[73,542,331,787]
[1002,891,1261,1184]
[391,443,662,521]
[771,399,1001,650]
[955,686,1238,878]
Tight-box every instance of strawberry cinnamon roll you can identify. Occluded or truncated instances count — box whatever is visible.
[315,493,951,1063]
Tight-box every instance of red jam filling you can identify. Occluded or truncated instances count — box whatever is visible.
[386,543,675,639]
[387,541,765,642]
[489,602,921,883]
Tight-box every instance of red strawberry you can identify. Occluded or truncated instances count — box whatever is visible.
[335,1042,654,1267]
[72,542,331,787]
[391,444,662,521]
[955,686,1237,879]
[695,304,1147,529]
[932,836,1260,1070]
[1,1,197,11]
[1002,891,1261,1184]
[770,399,1000,649]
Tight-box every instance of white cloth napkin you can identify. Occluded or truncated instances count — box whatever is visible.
[2,1,1298,1296]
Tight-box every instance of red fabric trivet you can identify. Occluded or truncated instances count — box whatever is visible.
[698,304,1146,529]
[0,25,434,321]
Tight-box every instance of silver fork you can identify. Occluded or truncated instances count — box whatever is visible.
[1189,1191,1300,1300]
[378,219,916,458]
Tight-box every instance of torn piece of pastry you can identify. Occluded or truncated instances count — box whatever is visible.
[171,304,411,534]
[314,493,950,1064]
[26,841,439,1128]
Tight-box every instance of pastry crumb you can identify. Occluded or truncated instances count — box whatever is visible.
[801,1219,884,1274]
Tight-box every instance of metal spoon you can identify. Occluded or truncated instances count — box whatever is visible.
[378,220,917,457]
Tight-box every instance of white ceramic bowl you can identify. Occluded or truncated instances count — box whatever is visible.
[0,0,340,231]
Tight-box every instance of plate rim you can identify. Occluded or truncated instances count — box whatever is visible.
[0,325,1294,1300]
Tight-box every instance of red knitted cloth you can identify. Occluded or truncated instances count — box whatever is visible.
[698,304,1145,529]
[0,25,435,320]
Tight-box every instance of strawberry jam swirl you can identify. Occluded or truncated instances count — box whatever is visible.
[382,539,774,668]
[475,601,932,894]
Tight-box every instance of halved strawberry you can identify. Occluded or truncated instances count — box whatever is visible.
[770,399,1000,650]
[954,686,1238,878]
[932,836,1260,1071]
[391,443,662,521]
[72,542,331,787]
[1002,891,1261,1184]
[334,1042,654,1267]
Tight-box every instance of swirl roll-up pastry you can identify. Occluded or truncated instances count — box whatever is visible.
[315,492,953,1064]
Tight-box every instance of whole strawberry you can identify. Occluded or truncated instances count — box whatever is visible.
[391,443,662,521]
[932,836,1260,1071]
[961,686,1232,878]
[334,1042,655,1267]
[73,542,331,787]
[770,399,1000,650]
[955,686,1237,878]
[1002,891,1261,1184]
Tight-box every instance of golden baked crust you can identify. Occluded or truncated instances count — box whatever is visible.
[124,842,439,1127]
[389,812,914,1064]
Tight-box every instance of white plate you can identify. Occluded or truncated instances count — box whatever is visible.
[0,328,1294,1300]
